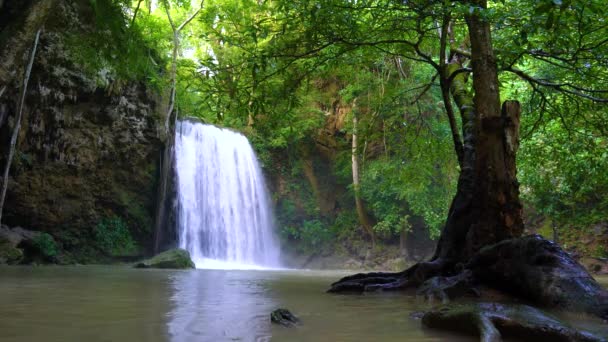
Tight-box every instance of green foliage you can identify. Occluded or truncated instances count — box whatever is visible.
[281,218,334,254]
[64,0,167,86]
[594,245,608,259]
[32,233,58,259]
[519,119,608,227]
[94,216,137,256]
[102,0,608,257]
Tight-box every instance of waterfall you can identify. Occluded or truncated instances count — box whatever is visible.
[174,120,281,269]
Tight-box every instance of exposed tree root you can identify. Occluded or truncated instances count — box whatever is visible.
[422,302,606,342]
[329,235,608,320]
[468,235,608,318]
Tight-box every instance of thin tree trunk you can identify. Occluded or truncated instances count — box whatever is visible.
[162,0,204,136]
[130,0,144,28]
[438,15,464,167]
[165,30,178,134]
[399,228,407,257]
[0,29,41,224]
[552,221,559,244]
[0,86,6,99]
[351,103,375,248]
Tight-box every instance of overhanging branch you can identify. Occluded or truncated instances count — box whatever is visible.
[506,67,608,103]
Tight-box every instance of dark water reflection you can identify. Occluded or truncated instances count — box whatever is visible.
[3,266,605,342]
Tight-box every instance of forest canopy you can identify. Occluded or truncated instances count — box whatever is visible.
[95,0,607,255]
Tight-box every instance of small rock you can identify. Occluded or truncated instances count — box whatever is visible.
[409,311,424,320]
[271,308,300,327]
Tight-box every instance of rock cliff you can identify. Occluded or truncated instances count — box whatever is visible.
[0,0,166,261]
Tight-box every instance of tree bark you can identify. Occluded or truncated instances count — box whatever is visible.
[463,0,524,255]
[0,29,40,224]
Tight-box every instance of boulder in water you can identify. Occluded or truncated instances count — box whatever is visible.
[271,308,301,327]
[134,248,195,269]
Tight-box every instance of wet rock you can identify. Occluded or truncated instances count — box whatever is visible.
[271,308,300,327]
[0,225,57,264]
[422,302,606,342]
[134,248,195,269]
[0,225,39,247]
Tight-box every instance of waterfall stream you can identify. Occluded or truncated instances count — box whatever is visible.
[174,120,281,269]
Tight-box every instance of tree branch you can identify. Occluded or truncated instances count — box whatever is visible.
[130,0,144,28]
[447,67,472,83]
[162,0,205,135]
[177,1,204,32]
[505,67,608,103]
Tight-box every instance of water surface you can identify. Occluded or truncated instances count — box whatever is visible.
[0,266,470,342]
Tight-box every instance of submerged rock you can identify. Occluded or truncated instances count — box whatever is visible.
[271,308,300,327]
[422,302,606,342]
[134,248,195,269]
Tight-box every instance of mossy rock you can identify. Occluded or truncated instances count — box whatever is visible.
[0,242,23,265]
[134,248,195,269]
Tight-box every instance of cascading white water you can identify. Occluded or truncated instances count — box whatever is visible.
[175,120,281,269]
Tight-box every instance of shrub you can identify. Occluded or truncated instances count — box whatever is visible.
[32,233,58,259]
[94,216,136,256]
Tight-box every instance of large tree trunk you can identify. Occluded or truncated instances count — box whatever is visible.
[328,0,608,321]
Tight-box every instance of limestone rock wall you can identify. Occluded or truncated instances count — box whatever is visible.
[0,0,165,258]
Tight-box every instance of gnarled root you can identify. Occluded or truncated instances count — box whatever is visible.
[422,303,606,342]
[328,259,449,293]
[468,235,608,319]
[329,235,608,321]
